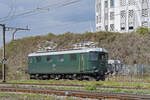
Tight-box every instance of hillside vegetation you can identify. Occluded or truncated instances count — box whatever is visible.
[0,31,150,79]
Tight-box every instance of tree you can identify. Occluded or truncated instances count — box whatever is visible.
[136,27,149,35]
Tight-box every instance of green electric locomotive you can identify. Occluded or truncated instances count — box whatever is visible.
[27,48,108,81]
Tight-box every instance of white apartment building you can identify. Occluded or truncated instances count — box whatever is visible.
[96,0,150,33]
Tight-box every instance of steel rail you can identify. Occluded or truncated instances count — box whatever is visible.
[0,87,150,100]
[0,82,149,90]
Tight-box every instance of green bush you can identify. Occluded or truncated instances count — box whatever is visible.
[136,27,149,35]
[84,86,97,91]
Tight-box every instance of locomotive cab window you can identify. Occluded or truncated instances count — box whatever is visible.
[70,54,76,61]
[89,52,99,61]
[58,55,64,62]
[46,56,52,62]
[36,56,41,63]
[99,53,108,61]
[29,57,33,63]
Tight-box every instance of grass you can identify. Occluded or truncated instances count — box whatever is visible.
[1,82,150,96]
[5,79,150,89]
[0,92,78,100]
[42,86,150,95]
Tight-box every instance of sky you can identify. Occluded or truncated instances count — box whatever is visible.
[0,0,95,47]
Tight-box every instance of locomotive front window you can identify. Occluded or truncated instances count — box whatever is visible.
[99,53,108,61]
[89,52,98,61]
[29,57,32,63]
[36,56,41,63]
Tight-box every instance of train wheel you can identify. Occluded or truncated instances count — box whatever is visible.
[76,75,83,81]
[88,76,96,81]
[100,76,105,81]
[55,75,61,80]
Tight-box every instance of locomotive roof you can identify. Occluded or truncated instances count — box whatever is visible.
[28,48,108,57]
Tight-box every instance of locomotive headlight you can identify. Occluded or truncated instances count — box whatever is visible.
[93,66,96,70]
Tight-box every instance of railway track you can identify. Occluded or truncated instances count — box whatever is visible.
[0,82,148,90]
[0,86,150,100]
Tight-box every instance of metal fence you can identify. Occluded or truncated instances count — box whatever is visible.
[119,64,150,75]
[107,64,150,82]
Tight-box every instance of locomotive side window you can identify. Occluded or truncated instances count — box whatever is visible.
[70,54,76,61]
[89,52,98,61]
[36,56,41,63]
[46,56,52,62]
[58,55,64,62]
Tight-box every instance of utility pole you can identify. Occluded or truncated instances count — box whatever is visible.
[0,24,6,83]
[6,26,30,40]
[0,24,30,82]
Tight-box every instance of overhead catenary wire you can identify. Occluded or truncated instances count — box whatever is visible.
[0,0,82,23]
[17,0,81,19]
[0,0,15,20]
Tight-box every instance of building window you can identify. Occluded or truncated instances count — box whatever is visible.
[120,10,126,18]
[97,1,101,13]
[128,0,135,6]
[142,9,148,17]
[96,0,101,12]
[142,21,148,27]
[120,0,126,6]
[36,56,41,63]
[142,0,147,3]
[110,12,114,20]
[110,0,114,7]
[99,26,101,30]
[104,0,108,8]
[121,27,125,30]
[105,25,108,31]
[104,13,108,20]
[129,26,134,30]
[46,56,52,62]
[98,15,101,23]
[96,27,98,31]
[96,3,98,12]
[70,54,76,61]
[98,2,101,12]
[58,55,64,62]
[142,0,148,9]
[128,10,134,18]
[96,16,98,24]
[120,10,126,31]
[128,10,134,30]
[110,24,114,31]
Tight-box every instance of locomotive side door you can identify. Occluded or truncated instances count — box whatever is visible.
[78,54,85,72]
